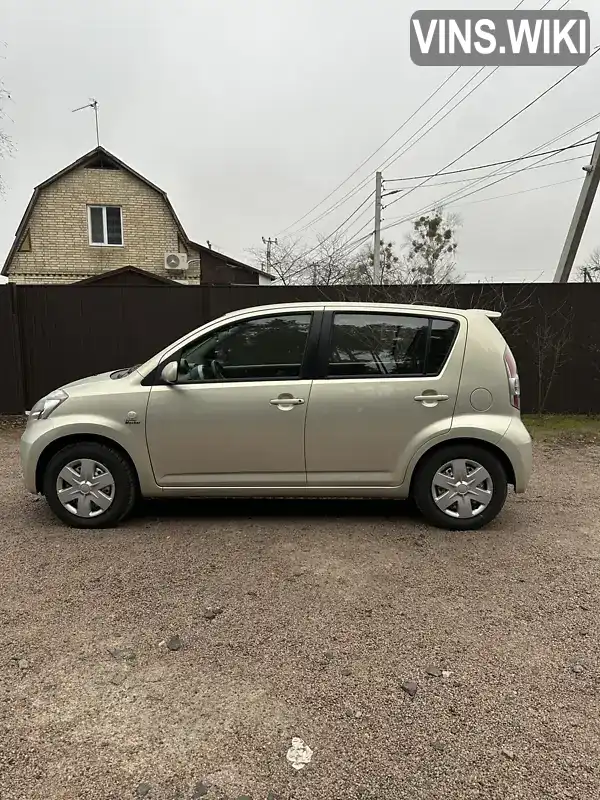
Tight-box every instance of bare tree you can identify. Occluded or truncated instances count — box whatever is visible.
[247,236,311,285]
[530,299,572,414]
[248,231,371,286]
[0,80,13,195]
[577,246,600,282]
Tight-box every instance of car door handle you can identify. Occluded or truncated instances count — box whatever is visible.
[414,394,449,402]
[270,397,305,406]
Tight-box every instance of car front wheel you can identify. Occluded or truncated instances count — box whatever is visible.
[42,442,137,529]
[412,444,508,531]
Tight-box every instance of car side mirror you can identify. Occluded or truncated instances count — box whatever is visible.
[160,361,179,384]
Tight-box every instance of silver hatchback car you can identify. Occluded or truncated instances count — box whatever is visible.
[21,302,531,530]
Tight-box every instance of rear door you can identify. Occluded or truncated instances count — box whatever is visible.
[304,309,466,487]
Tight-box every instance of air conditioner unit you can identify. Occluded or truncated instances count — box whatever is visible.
[164,252,188,271]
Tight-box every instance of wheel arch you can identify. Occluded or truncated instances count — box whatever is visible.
[409,437,516,495]
[35,434,141,494]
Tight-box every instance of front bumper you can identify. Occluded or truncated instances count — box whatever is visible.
[499,416,532,493]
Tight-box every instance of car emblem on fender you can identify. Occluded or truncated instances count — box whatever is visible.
[125,411,140,425]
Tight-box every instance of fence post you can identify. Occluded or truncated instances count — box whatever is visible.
[10,284,28,412]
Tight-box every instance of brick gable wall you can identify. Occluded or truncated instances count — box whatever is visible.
[7,166,200,284]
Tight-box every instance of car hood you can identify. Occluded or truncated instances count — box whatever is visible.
[61,370,117,390]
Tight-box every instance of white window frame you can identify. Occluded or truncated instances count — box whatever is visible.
[87,205,124,247]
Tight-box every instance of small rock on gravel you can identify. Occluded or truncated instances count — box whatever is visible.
[203,607,223,621]
[425,667,443,677]
[166,635,183,651]
[108,647,136,662]
[17,659,29,671]
[192,782,210,798]
[135,783,152,797]
[402,680,418,698]
[432,741,446,752]
[572,664,584,674]
[501,746,516,760]
[341,667,352,676]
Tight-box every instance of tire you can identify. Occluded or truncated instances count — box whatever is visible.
[42,441,137,529]
[412,444,508,531]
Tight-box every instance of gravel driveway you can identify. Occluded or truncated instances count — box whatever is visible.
[1,428,599,800]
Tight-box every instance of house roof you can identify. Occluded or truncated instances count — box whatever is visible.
[75,265,183,286]
[1,145,274,280]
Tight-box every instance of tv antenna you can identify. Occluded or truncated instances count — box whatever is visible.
[72,98,100,147]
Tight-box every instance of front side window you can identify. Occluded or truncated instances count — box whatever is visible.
[326,312,458,377]
[177,313,312,382]
[88,205,123,246]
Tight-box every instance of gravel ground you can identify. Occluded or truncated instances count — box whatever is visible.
[1,429,599,800]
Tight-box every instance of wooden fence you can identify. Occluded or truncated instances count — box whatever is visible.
[0,282,598,414]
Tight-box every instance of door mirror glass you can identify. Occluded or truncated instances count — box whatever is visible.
[161,361,179,384]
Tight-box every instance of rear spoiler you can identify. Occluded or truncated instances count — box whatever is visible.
[472,309,501,319]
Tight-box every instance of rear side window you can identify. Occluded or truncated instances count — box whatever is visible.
[325,312,458,378]
[426,318,459,375]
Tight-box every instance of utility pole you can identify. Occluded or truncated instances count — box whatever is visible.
[372,172,383,284]
[262,236,278,274]
[554,130,600,283]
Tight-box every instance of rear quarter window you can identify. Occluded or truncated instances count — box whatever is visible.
[425,318,459,375]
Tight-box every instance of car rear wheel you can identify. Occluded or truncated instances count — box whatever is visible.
[412,444,508,531]
[42,442,137,529]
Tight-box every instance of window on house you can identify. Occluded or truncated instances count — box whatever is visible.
[88,206,123,246]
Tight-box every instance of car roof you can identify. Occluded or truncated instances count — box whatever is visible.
[222,301,501,319]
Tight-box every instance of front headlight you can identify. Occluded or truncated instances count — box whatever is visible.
[28,389,69,421]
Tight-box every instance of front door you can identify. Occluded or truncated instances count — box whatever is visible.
[305,310,465,487]
[146,311,316,487]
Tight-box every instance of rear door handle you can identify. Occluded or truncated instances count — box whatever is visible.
[414,394,449,402]
[270,397,305,406]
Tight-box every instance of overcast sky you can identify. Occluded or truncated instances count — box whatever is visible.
[2,0,600,282]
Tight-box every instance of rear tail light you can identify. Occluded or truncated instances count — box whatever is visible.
[504,347,520,411]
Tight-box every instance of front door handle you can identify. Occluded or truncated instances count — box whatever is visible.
[414,394,449,402]
[270,397,305,406]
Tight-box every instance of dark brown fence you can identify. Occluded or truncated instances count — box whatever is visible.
[0,282,599,414]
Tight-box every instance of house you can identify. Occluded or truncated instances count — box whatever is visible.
[1,146,274,286]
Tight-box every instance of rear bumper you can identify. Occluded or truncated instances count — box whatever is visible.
[499,416,532,493]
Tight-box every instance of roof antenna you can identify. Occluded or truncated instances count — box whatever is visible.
[72,98,100,147]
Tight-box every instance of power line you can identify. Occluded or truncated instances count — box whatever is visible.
[383,47,600,216]
[294,67,497,235]
[341,120,600,252]
[453,175,583,206]
[380,134,592,234]
[382,158,589,194]
[303,190,375,258]
[282,0,547,237]
[277,67,462,234]
[384,141,596,187]
[374,68,499,178]
[395,125,600,217]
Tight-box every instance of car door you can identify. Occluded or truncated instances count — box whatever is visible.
[146,310,319,488]
[305,309,466,487]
